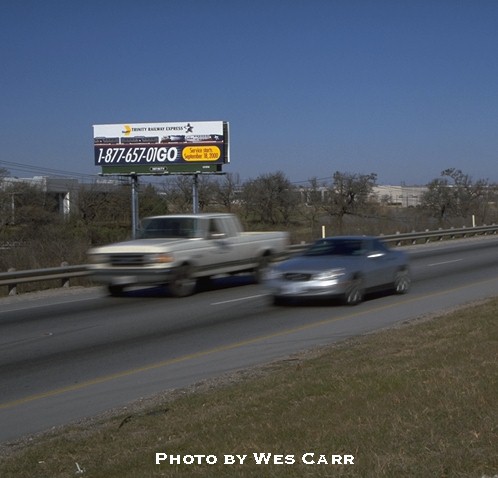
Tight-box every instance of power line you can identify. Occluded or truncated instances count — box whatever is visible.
[0,158,336,186]
[0,159,97,181]
[290,177,331,185]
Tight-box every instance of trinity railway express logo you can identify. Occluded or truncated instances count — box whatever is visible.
[121,123,194,136]
[94,123,223,146]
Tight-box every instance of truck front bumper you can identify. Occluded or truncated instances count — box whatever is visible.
[89,268,175,287]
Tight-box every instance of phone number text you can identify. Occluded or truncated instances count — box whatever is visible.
[95,146,179,165]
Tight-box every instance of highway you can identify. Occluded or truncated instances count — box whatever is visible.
[1,237,498,444]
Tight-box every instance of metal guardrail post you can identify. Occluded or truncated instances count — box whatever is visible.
[7,267,16,296]
[61,262,70,288]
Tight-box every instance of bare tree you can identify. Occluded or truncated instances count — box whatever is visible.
[241,171,298,226]
[421,168,492,225]
[296,177,327,240]
[420,177,453,225]
[196,175,217,212]
[78,182,130,225]
[138,183,169,217]
[213,172,241,212]
[159,175,220,213]
[323,171,377,233]
[160,176,193,213]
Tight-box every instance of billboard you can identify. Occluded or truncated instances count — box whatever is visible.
[93,121,229,175]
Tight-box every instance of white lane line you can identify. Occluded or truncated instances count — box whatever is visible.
[0,296,97,314]
[211,294,266,305]
[428,259,463,267]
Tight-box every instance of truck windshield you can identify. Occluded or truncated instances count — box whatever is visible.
[138,218,198,239]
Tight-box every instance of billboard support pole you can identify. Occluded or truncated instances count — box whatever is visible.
[131,174,139,239]
[192,174,199,213]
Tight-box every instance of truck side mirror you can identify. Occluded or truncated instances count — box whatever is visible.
[209,232,226,240]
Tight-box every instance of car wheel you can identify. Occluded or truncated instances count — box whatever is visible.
[343,276,364,305]
[169,264,197,297]
[272,295,287,306]
[393,270,410,294]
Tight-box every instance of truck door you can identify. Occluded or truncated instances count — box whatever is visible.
[207,218,237,268]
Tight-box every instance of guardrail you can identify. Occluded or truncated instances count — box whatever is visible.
[0,264,90,296]
[287,224,498,254]
[1,225,497,296]
[380,224,498,246]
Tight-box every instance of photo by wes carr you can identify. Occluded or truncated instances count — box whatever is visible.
[155,452,355,466]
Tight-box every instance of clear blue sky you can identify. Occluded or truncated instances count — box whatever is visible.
[1,0,497,186]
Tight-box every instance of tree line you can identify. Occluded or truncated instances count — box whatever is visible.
[1,167,497,272]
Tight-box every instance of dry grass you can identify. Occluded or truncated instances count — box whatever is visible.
[0,299,497,477]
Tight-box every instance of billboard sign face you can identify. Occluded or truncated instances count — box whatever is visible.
[93,121,229,175]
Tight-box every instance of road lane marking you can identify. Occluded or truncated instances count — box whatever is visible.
[0,296,97,315]
[428,259,463,267]
[2,275,498,411]
[211,294,266,305]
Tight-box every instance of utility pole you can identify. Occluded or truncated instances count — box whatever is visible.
[192,174,199,213]
[130,174,139,238]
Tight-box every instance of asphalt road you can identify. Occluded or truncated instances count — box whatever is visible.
[1,237,498,444]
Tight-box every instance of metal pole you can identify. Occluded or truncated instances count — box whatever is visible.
[192,174,199,213]
[131,175,139,238]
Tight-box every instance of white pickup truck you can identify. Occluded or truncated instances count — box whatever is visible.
[87,213,289,297]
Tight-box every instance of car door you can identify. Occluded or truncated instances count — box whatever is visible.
[364,238,398,287]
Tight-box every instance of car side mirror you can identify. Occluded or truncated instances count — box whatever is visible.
[367,251,385,259]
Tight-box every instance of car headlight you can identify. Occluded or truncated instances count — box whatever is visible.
[148,253,174,264]
[313,268,346,281]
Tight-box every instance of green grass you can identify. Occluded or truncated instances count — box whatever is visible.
[1,299,497,477]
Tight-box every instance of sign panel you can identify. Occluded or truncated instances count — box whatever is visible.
[93,121,229,175]
[99,163,222,175]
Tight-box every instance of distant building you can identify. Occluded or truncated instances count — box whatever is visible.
[296,184,427,206]
[371,185,427,207]
[0,176,79,217]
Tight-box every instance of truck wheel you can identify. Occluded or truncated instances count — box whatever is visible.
[108,285,124,297]
[254,254,272,284]
[169,264,197,297]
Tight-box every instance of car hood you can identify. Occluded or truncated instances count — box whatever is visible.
[274,255,362,273]
[89,237,201,254]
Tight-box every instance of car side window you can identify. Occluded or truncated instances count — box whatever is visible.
[347,242,361,255]
[372,238,389,252]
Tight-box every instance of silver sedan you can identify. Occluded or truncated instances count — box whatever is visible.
[265,236,410,305]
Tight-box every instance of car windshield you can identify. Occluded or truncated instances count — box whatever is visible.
[138,218,198,239]
[304,239,366,257]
